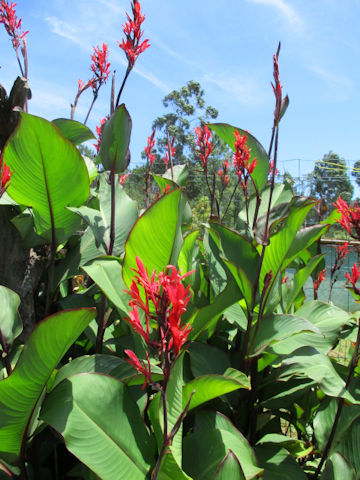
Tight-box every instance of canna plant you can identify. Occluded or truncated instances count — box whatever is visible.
[1,2,360,480]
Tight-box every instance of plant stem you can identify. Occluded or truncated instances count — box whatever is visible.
[95,295,108,354]
[115,64,132,108]
[222,179,240,220]
[313,318,360,479]
[110,70,116,115]
[108,167,116,256]
[84,92,98,125]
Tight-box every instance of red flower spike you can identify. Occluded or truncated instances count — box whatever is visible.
[314,269,326,293]
[345,263,360,288]
[119,174,130,186]
[94,117,107,152]
[233,130,257,184]
[282,275,289,284]
[271,43,282,123]
[118,0,150,67]
[144,129,156,165]
[336,242,349,260]
[195,124,215,170]
[124,257,194,371]
[0,0,28,49]
[124,349,152,389]
[334,197,360,240]
[90,43,111,91]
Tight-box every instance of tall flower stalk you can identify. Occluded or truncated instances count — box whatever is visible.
[124,257,194,478]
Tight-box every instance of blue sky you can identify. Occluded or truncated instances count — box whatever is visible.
[1,0,360,180]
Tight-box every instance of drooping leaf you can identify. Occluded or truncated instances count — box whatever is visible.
[183,368,250,411]
[41,373,155,480]
[0,286,22,345]
[178,231,199,275]
[0,308,96,461]
[52,118,95,145]
[256,434,312,459]
[100,104,131,173]
[208,123,269,193]
[251,314,321,357]
[157,449,193,480]
[279,346,355,402]
[123,189,182,288]
[4,113,90,243]
[322,453,356,480]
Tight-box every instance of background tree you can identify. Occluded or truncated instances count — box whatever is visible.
[352,159,360,189]
[307,151,353,221]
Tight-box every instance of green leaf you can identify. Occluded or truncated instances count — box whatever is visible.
[123,189,182,288]
[212,450,246,479]
[83,156,98,183]
[189,277,242,339]
[178,231,198,274]
[11,210,47,248]
[256,434,312,459]
[41,373,155,480]
[52,118,95,145]
[163,164,189,187]
[4,113,90,243]
[322,453,356,480]
[208,123,269,192]
[0,286,22,345]
[183,368,250,411]
[270,301,351,355]
[157,449,193,480]
[70,175,138,257]
[82,257,130,314]
[279,346,355,402]
[100,104,131,173]
[208,222,259,307]
[189,343,231,377]
[251,314,322,357]
[0,308,96,460]
[255,445,306,479]
[183,411,263,480]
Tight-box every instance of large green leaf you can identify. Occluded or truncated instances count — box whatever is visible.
[189,343,231,377]
[183,411,263,480]
[70,175,138,256]
[82,257,130,314]
[52,118,95,145]
[256,434,312,459]
[279,346,355,402]
[255,445,306,479]
[251,314,322,357]
[322,453,356,480]
[11,210,47,248]
[4,113,90,243]
[123,189,182,287]
[269,301,351,355]
[0,286,22,345]
[0,308,96,460]
[183,368,250,411]
[208,123,269,192]
[213,450,246,479]
[208,222,259,307]
[41,373,155,480]
[100,104,131,173]
[178,231,198,275]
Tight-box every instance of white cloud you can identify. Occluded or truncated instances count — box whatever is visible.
[203,72,265,107]
[45,17,84,46]
[308,65,354,99]
[248,0,305,31]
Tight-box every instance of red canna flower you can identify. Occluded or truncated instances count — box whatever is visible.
[334,197,360,240]
[144,129,156,165]
[271,43,282,123]
[282,275,289,284]
[314,268,326,293]
[124,257,194,380]
[124,349,152,389]
[94,117,107,153]
[195,124,215,170]
[0,0,28,50]
[119,174,130,186]
[162,136,176,168]
[0,155,12,197]
[118,0,150,67]
[345,263,360,289]
[90,43,111,91]
[218,159,230,188]
[233,131,257,195]
[336,241,349,260]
